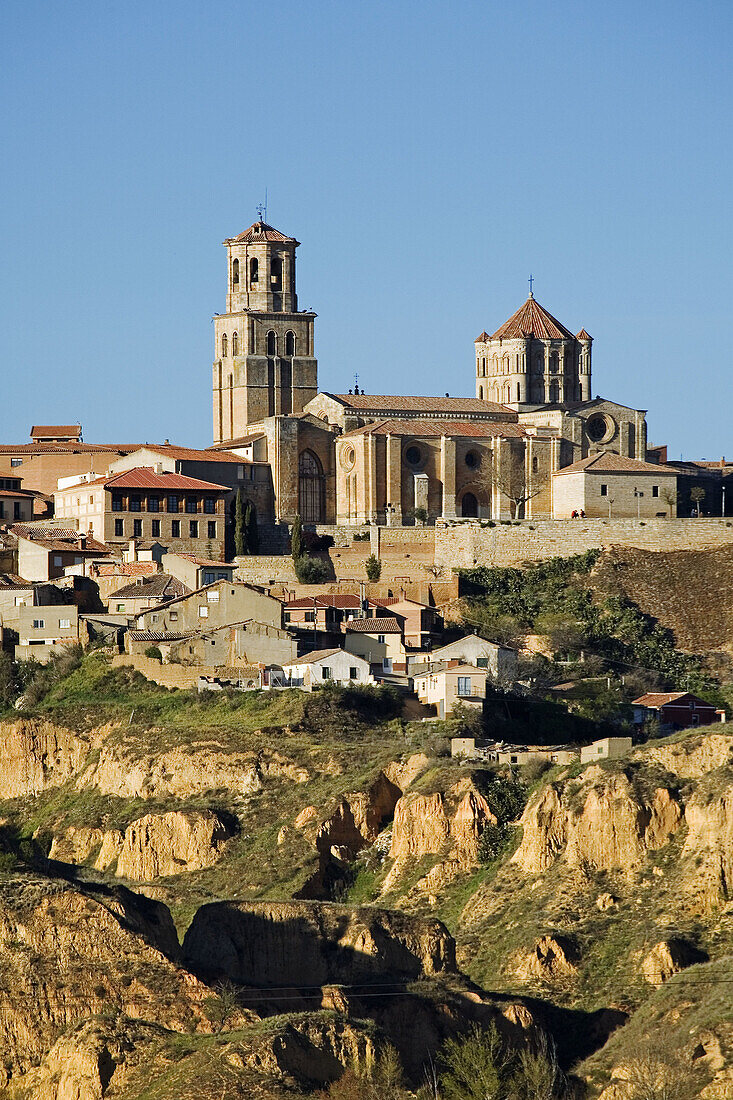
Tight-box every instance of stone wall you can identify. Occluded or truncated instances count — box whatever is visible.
[434,517,733,568]
[233,519,733,587]
[111,654,217,689]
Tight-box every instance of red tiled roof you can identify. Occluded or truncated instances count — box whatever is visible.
[108,574,190,601]
[576,329,592,341]
[137,444,253,464]
[328,393,515,417]
[0,489,35,498]
[343,418,528,439]
[30,425,81,437]
[490,296,576,341]
[93,562,158,577]
[224,221,298,245]
[285,594,362,610]
[9,525,110,555]
[166,553,232,568]
[554,453,677,476]
[474,332,490,342]
[63,468,230,493]
[0,443,138,455]
[345,617,403,633]
[290,648,345,664]
[632,692,715,708]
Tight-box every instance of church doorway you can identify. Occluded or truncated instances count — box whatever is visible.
[298,450,326,523]
[460,492,478,518]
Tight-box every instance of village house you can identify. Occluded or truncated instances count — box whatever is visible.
[107,574,190,617]
[142,618,297,668]
[131,579,283,642]
[343,616,407,674]
[160,552,236,590]
[369,595,442,648]
[14,604,80,662]
[53,468,230,559]
[631,692,725,731]
[0,475,36,524]
[106,443,274,525]
[0,426,140,497]
[413,663,487,719]
[450,737,578,765]
[552,453,678,519]
[10,525,111,582]
[409,633,517,683]
[283,594,379,632]
[282,648,373,691]
[579,736,633,763]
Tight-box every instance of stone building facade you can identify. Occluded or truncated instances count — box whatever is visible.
[207,218,660,526]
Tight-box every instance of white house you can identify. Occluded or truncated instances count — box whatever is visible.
[413,663,487,719]
[282,648,374,691]
[579,736,633,764]
[409,633,517,683]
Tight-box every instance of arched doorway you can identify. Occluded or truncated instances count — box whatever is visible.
[298,450,326,523]
[461,492,478,518]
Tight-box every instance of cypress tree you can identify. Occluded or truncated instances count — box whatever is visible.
[234,489,245,556]
[244,501,259,554]
[291,514,303,560]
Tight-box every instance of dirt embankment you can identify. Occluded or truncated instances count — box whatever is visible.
[590,544,733,653]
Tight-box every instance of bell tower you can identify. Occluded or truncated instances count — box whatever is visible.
[212,219,318,444]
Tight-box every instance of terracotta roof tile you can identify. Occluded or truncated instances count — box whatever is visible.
[342,418,528,439]
[490,296,576,341]
[285,595,362,610]
[63,468,230,493]
[554,453,677,476]
[9,525,110,554]
[167,553,233,568]
[345,617,403,633]
[108,574,191,601]
[475,332,490,342]
[138,444,253,464]
[328,393,515,417]
[576,329,592,341]
[30,425,81,437]
[0,443,138,455]
[224,221,298,244]
[290,648,345,664]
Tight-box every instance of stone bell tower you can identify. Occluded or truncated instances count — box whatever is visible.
[212,219,318,444]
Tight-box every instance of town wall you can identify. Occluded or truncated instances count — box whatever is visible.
[233,518,733,588]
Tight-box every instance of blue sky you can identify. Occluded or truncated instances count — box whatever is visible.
[0,0,730,457]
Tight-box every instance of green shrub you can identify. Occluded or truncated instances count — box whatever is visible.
[413,506,428,523]
[365,554,382,582]
[294,555,330,584]
[477,822,511,863]
[290,514,303,560]
[144,646,163,661]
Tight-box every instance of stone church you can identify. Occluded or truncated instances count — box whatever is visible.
[211,219,653,525]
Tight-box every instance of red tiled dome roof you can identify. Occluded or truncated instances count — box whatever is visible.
[490,296,575,341]
[224,221,298,245]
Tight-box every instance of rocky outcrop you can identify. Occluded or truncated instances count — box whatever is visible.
[642,939,703,985]
[512,771,682,874]
[513,935,578,983]
[116,810,235,880]
[389,781,495,865]
[48,810,235,880]
[682,776,733,910]
[637,733,733,779]
[78,743,265,799]
[0,877,225,1076]
[0,719,95,798]
[183,900,456,987]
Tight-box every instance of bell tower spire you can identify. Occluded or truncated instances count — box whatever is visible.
[212,218,318,443]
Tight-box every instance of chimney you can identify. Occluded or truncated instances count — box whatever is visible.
[76,534,86,550]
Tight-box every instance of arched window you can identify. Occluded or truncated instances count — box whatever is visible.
[516,383,521,401]
[298,450,325,523]
[285,331,295,356]
[549,381,559,403]
[478,385,484,400]
[231,331,238,356]
[461,492,478,518]
[250,257,258,284]
[271,256,283,293]
[232,258,239,285]
[221,333,228,358]
[266,330,277,356]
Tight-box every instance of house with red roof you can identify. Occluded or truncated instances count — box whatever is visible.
[53,468,230,559]
[631,692,725,731]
